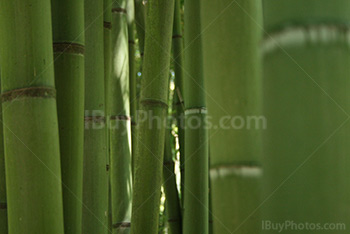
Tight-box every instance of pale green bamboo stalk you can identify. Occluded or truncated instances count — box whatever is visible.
[0,82,7,234]
[51,1,85,233]
[172,0,185,209]
[201,0,263,233]
[109,1,133,233]
[82,0,109,233]
[0,1,64,233]
[262,0,350,231]
[183,0,209,233]
[163,127,182,234]
[130,0,175,232]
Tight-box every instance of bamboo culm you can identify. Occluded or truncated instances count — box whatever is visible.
[0,1,65,233]
[82,0,109,233]
[130,0,175,232]
[109,0,133,232]
[0,81,7,234]
[262,0,350,231]
[183,0,209,233]
[51,1,85,233]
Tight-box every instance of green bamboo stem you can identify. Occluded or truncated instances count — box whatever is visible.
[183,0,209,233]
[109,0,133,233]
[262,0,350,230]
[103,0,113,232]
[130,0,175,232]
[172,0,185,209]
[51,1,85,233]
[127,0,138,178]
[0,1,65,233]
[82,0,109,233]
[0,82,7,234]
[134,0,146,57]
[163,128,182,234]
[201,0,263,233]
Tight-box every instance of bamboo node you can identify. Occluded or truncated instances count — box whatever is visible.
[110,115,131,121]
[172,34,183,39]
[1,87,56,102]
[184,107,207,115]
[112,8,127,14]
[103,21,112,30]
[84,116,106,123]
[128,40,136,45]
[53,42,85,55]
[112,222,131,228]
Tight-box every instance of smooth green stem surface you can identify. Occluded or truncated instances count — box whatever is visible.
[0,1,65,233]
[130,0,175,232]
[0,82,7,234]
[134,0,146,56]
[262,1,350,233]
[201,0,263,233]
[183,0,209,233]
[109,0,133,233]
[82,0,109,233]
[51,1,85,233]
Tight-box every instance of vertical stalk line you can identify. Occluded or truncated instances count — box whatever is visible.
[134,0,146,57]
[82,0,109,233]
[130,0,175,233]
[0,1,65,233]
[262,0,350,229]
[127,0,137,178]
[0,80,7,234]
[103,0,113,232]
[51,1,85,233]
[201,0,263,233]
[172,0,185,210]
[163,125,182,234]
[110,0,133,233]
[183,0,209,233]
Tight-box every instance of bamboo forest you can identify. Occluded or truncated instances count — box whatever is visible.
[0,0,350,233]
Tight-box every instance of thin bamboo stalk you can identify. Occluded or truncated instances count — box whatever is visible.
[163,127,182,234]
[134,0,146,57]
[103,0,113,232]
[262,0,350,229]
[82,0,109,233]
[183,0,209,233]
[201,0,263,233]
[51,1,85,233]
[109,0,133,233]
[0,82,7,234]
[0,1,65,233]
[130,0,175,232]
[172,0,185,209]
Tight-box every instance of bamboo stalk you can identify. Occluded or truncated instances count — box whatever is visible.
[172,0,185,209]
[51,1,85,233]
[0,1,65,233]
[0,82,7,234]
[134,0,146,57]
[163,127,182,234]
[103,0,113,232]
[130,0,175,232]
[262,0,350,228]
[201,0,263,233]
[182,0,209,233]
[82,0,109,233]
[109,0,133,233]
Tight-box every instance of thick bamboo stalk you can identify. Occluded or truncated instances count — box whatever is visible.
[172,0,185,209]
[0,83,7,234]
[163,128,182,234]
[134,0,146,57]
[130,0,175,232]
[51,1,85,233]
[201,0,263,233]
[183,0,209,233]
[109,0,133,233]
[0,1,64,233]
[262,0,350,231]
[82,0,109,233]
